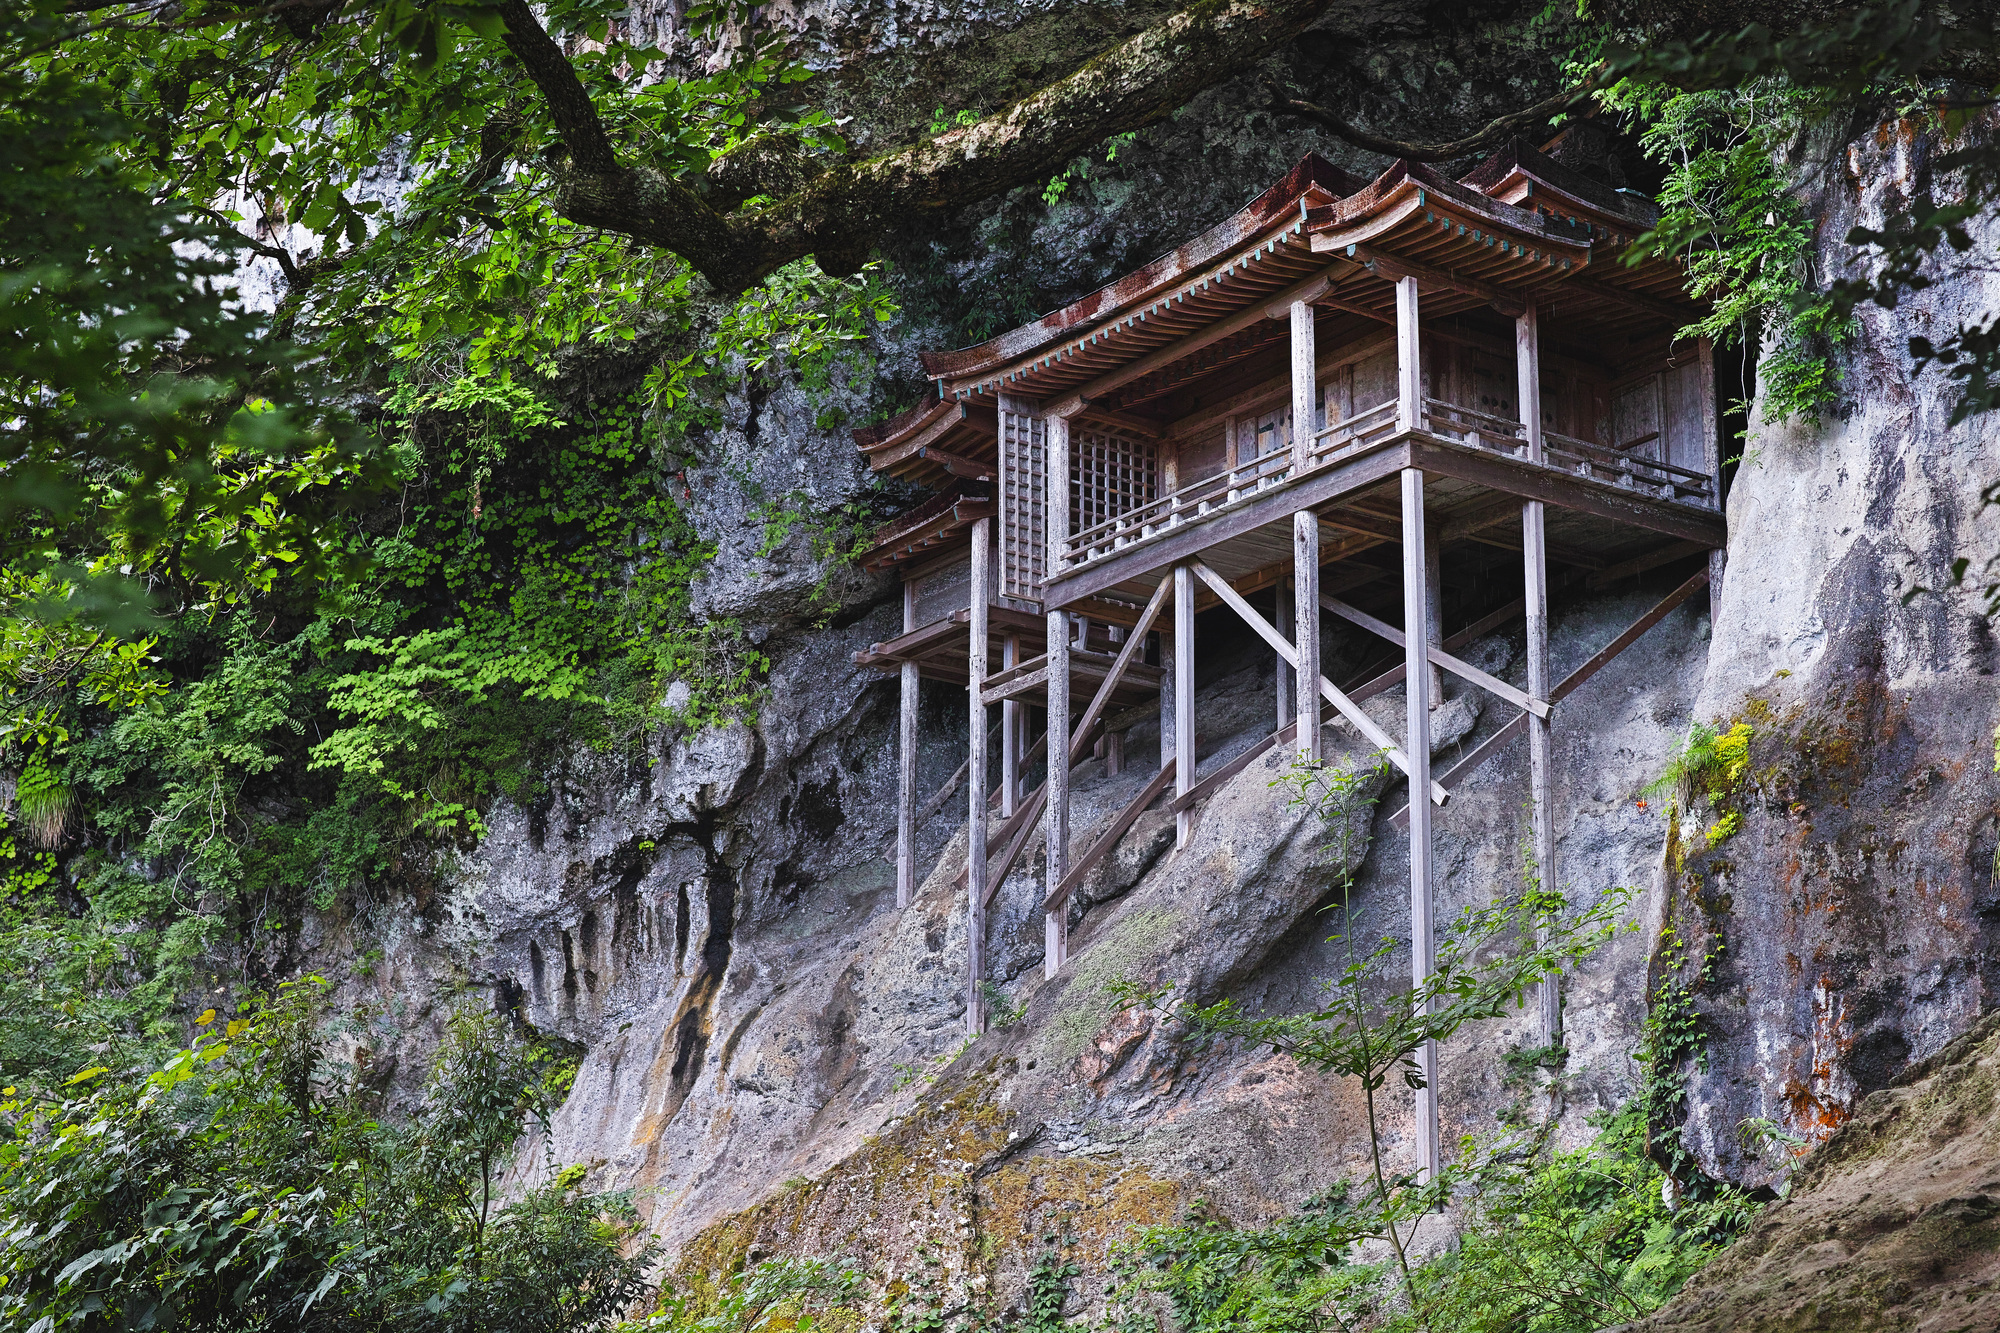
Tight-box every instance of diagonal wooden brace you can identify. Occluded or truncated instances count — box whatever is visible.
[1191,560,1449,806]
[1387,566,1711,829]
[1319,594,1550,718]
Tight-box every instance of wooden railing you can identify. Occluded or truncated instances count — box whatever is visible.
[1054,394,1714,573]
[1066,438,1297,565]
[1422,398,1713,505]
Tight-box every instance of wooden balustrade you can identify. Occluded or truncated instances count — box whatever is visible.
[1053,394,1716,573]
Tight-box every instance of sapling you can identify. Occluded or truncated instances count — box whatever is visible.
[1122,754,1633,1330]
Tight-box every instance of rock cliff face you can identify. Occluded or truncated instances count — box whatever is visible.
[306,2,1998,1316]
[1669,116,2000,1189]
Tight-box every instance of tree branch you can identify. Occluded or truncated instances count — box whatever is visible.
[1263,75,1599,162]
[494,0,1367,295]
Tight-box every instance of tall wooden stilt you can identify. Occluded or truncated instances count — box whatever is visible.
[1001,634,1021,819]
[1274,580,1294,736]
[1402,467,1439,1184]
[897,583,918,909]
[1295,518,1322,760]
[1518,303,1560,1046]
[1158,624,1176,771]
[1288,295,1323,762]
[966,517,992,1034]
[1174,563,1196,847]
[1044,416,1072,976]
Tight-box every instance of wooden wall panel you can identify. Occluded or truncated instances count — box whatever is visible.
[998,402,1047,608]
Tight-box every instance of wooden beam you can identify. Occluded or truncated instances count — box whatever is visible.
[966,517,991,1034]
[1548,273,1698,326]
[1047,262,1357,418]
[1175,563,1196,846]
[1169,722,1288,814]
[1345,593,1528,705]
[1044,758,1177,911]
[1044,415,1072,976]
[1347,242,1526,319]
[1320,594,1548,718]
[1519,300,1559,1047]
[1401,465,1440,1187]
[1388,565,1711,829]
[1190,559,1448,805]
[1406,436,1727,548]
[1071,578,1172,760]
[1396,275,1423,431]
[918,443,996,481]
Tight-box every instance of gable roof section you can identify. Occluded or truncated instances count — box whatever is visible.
[917,153,1364,388]
[858,145,1702,484]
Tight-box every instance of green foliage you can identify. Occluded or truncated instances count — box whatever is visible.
[1106,1190,1372,1333]
[1644,720,1753,854]
[1416,1106,1757,1333]
[1020,1241,1080,1333]
[0,981,656,1332]
[0,1,387,600]
[1592,75,1849,425]
[625,1256,865,1333]
[1131,755,1638,1326]
[1590,1,2000,430]
[1634,926,1720,1183]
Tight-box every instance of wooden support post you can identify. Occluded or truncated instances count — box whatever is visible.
[1424,518,1444,706]
[1295,517,1321,760]
[897,582,919,909]
[1274,580,1293,737]
[1395,275,1422,434]
[1001,634,1021,818]
[1697,335,1728,603]
[1402,467,1439,1184]
[1519,303,1559,1047]
[966,517,992,1034]
[1290,296,1321,763]
[1158,621,1176,769]
[1044,416,1072,977]
[1290,296,1316,474]
[1174,563,1196,847]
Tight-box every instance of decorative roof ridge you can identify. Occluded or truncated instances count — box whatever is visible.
[1457,137,1660,229]
[916,152,1365,380]
[852,397,955,451]
[1301,157,1589,252]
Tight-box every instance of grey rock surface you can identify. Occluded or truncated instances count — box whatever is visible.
[286,2,1996,1310]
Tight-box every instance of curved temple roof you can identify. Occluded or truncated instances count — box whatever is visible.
[858,138,1699,485]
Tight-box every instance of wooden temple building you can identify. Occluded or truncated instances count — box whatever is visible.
[851,143,1726,1178]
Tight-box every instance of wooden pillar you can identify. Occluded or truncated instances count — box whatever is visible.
[1294,517,1321,760]
[1290,294,1322,761]
[1519,303,1559,1047]
[1273,580,1293,736]
[1158,621,1175,770]
[1402,467,1439,1183]
[1044,416,1072,977]
[897,582,919,909]
[1001,634,1021,818]
[1290,296,1317,474]
[1424,519,1445,706]
[1698,335,1728,605]
[1173,563,1196,847]
[1395,275,1423,433]
[967,516,991,1034]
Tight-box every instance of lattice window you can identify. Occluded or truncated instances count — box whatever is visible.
[1072,426,1158,539]
[999,407,1046,606]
